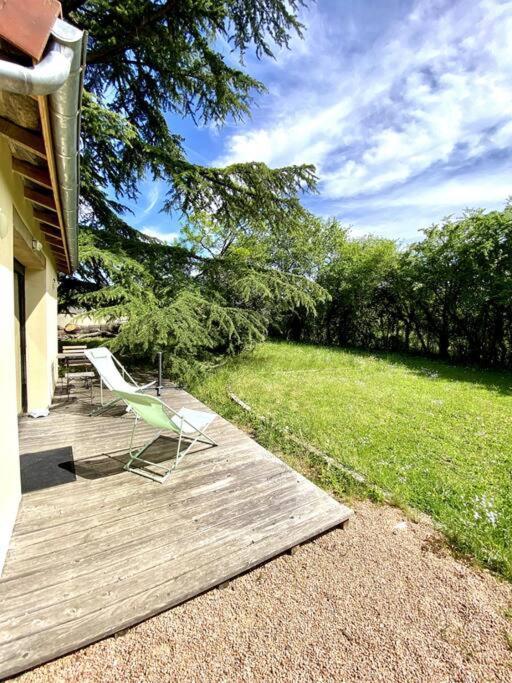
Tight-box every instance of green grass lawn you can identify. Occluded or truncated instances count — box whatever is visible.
[191,341,512,579]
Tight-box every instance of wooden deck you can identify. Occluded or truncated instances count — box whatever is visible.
[0,385,351,679]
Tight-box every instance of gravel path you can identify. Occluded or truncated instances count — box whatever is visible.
[13,501,512,683]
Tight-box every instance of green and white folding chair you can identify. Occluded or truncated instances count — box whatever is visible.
[114,389,217,483]
[85,347,156,416]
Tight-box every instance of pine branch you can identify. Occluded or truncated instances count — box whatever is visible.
[86,1,178,65]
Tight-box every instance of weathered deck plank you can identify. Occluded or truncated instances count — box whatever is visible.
[0,386,351,679]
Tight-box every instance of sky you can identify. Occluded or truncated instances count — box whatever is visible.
[129,0,512,245]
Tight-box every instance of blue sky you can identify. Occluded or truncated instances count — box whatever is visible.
[128,0,512,244]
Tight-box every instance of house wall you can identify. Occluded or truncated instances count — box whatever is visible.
[25,260,58,410]
[0,136,59,574]
[0,139,21,576]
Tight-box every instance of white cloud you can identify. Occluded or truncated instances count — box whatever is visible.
[385,177,511,210]
[214,0,512,233]
[131,181,163,225]
[141,184,161,216]
[141,226,179,243]
[351,174,510,211]
[330,167,511,241]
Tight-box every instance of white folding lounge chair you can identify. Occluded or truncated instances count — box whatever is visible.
[85,346,156,416]
[114,389,217,483]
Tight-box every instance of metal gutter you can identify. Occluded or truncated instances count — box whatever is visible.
[48,19,87,270]
[0,18,86,270]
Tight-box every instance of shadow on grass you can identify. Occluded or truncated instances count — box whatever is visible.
[373,349,512,397]
[270,340,512,397]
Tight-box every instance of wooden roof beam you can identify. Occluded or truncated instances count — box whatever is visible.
[39,223,61,239]
[12,157,52,189]
[50,250,67,261]
[38,96,71,271]
[24,186,56,211]
[47,244,67,257]
[33,207,60,228]
[44,234,65,249]
[0,117,46,159]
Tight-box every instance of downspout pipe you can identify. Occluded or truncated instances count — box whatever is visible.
[0,18,86,270]
[0,40,73,95]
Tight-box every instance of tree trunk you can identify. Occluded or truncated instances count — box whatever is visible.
[438,328,450,358]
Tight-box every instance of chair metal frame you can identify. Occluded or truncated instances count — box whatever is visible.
[125,412,217,483]
[85,348,156,416]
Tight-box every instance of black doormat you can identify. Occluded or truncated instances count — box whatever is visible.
[20,447,76,493]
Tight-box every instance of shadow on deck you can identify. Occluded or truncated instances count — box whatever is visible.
[0,385,351,679]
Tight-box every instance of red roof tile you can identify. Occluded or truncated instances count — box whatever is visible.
[0,0,62,61]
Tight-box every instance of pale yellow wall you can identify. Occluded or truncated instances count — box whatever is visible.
[25,269,52,409]
[12,209,59,409]
[24,260,58,410]
[47,260,58,390]
[0,137,22,574]
[0,136,59,574]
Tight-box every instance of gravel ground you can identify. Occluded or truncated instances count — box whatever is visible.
[13,501,512,683]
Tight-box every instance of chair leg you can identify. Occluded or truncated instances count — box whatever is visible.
[124,422,167,482]
[125,453,172,483]
[123,421,216,484]
[175,431,216,465]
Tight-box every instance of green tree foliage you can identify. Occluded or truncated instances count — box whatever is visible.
[317,235,400,348]
[400,207,512,364]
[63,0,316,228]
[286,205,512,368]
[75,220,329,383]
[59,1,334,381]
[182,211,345,275]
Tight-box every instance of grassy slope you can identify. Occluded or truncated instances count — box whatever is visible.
[192,341,512,579]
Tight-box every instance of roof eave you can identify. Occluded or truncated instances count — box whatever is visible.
[0,18,86,272]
